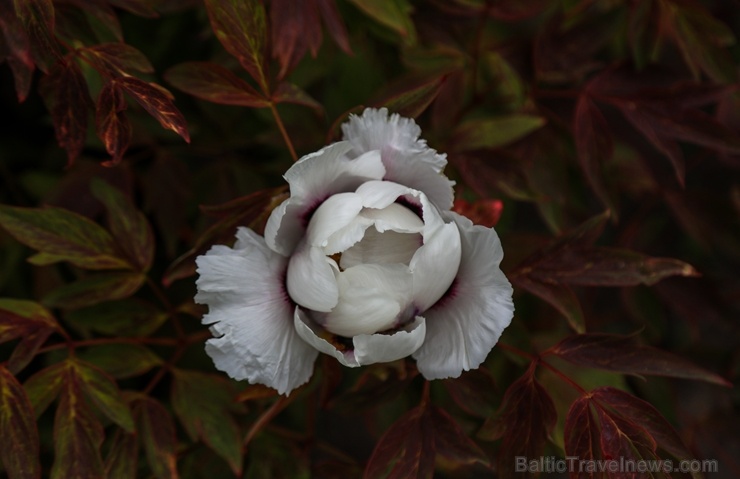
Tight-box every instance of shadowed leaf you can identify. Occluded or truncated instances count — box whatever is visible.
[0,205,130,270]
[51,374,105,479]
[574,96,614,210]
[104,429,138,479]
[373,74,446,119]
[64,299,167,337]
[73,360,135,432]
[272,82,322,113]
[564,397,603,479]
[135,397,179,479]
[0,0,35,101]
[270,0,322,78]
[85,43,153,75]
[42,272,145,309]
[204,0,268,89]
[23,362,66,417]
[480,362,556,479]
[363,405,434,479]
[95,81,132,165]
[165,61,268,107]
[452,198,503,228]
[13,0,60,71]
[0,366,41,479]
[77,344,161,379]
[39,60,93,165]
[551,333,731,386]
[347,0,416,44]
[317,0,351,54]
[117,77,190,142]
[108,0,158,18]
[512,276,585,333]
[0,298,59,373]
[453,115,546,151]
[443,368,498,418]
[429,406,488,467]
[91,179,154,271]
[171,370,245,475]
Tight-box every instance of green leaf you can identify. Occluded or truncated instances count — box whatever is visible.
[347,0,416,44]
[64,299,167,337]
[135,397,178,479]
[103,429,138,479]
[77,344,162,379]
[0,299,59,373]
[204,0,268,89]
[73,360,135,432]
[90,179,155,272]
[171,370,245,475]
[0,366,41,479]
[0,205,131,270]
[42,272,146,310]
[374,74,446,119]
[51,377,105,479]
[165,61,269,108]
[453,115,546,151]
[23,362,66,418]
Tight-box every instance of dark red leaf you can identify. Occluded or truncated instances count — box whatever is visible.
[564,397,604,479]
[272,82,322,113]
[95,81,132,165]
[480,362,557,479]
[592,387,701,466]
[204,0,268,89]
[270,0,322,79]
[428,406,488,467]
[550,333,731,386]
[104,429,138,479]
[164,61,268,107]
[0,299,59,373]
[442,368,498,418]
[117,77,190,143]
[51,374,105,479]
[487,0,549,21]
[85,42,154,75]
[135,397,178,479]
[91,178,154,271]
[39,59,93,165]
[171,370,245,475]
[316,0,351,54]
[595,407,662,476]
[511,275,585,333]
[0,205,131,270]
[0,1,35,101]
[372,74,447,119]
[23,362,66,417]
[363,405,435,479]
[13,0,61,71]
[574,96,614,209]
[0,366,41,479]
[452,198,503,228]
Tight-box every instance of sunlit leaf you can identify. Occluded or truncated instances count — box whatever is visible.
[117,77,190,142]
[0,205,131,270]
[77,344,162,379]
[171,370,245,475]
[165,61,268,107]
[204,0,268,89]
[0,366,41,479]
[95,81,132,165]
[135,397,178,479]
[91,179,154,271]
[453,115,546,151]
[551,333,731,386]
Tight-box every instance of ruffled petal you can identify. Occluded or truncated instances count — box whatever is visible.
[410,222,461,311]
[324,263,413,336]
[287,241,339,313]
[265,143,386,256]
[412,212,514,379]
[341,108,454,210]
[196,227,318,395]
[353,316,426,365]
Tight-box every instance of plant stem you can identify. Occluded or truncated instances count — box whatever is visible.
[244,395,292,447]
[269,102,298,162]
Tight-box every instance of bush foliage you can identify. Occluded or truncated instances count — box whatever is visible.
[0,0,738,478]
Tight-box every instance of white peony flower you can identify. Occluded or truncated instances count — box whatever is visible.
[195,108,514,395]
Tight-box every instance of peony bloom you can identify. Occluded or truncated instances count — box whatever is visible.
[195,108,514,395]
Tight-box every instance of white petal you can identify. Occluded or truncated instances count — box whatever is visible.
[410,222,461,311]
[354,181,444,236]
[341,228,422,269]
[353,316,426,365]
[265,143,386,256]
[294,308,359,367]
[413,212,514,379]
[287,241,339,312]
[341,108,454,209]
[324,263,413,337]
[306,193,364,248]
[195,227,317,395]
[285,143,385,199]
